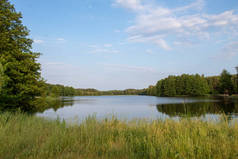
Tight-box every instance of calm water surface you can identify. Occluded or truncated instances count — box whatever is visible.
[36,96,238,122]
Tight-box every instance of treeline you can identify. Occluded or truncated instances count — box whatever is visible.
[43,84,75,97]
[147,70,238,97]
[77,88,146,96]
[44,83,147,97]
[45,69,237,97]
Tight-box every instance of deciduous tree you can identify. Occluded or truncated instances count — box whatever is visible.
[219,70,233,95]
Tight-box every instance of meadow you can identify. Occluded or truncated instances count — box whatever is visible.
[0,112,238,159]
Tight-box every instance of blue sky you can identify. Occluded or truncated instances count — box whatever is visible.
[11,0,238,90]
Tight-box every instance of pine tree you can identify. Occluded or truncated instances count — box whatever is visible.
[0,0,43,111]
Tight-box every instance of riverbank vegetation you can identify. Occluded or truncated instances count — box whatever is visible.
[44,84,147,97]
[147,70,238,97]
[44,69,238,98]
[1,112,238,159]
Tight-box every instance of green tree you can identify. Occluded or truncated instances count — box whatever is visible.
[147,85,157,96]
[155,74,210,97]
[0,63,4,92]
[156,80,163,96]
[163,76,176,96]
[219,70,233,95]
[191,74,210,96]
[0,0,43,111]
[206,76,220,94]
[175,75,184,95]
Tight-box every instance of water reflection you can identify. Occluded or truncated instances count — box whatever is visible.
[156,97,238,120]
[36,96,238,121]
[35,97,75,113]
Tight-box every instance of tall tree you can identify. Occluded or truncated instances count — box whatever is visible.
[206,76,220,94]
[219,70,233,95]
[191,74,209,96]
[0,0,43,111]
[163,76,176,96]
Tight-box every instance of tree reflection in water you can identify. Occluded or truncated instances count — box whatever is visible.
[156,97,238,120]
[33,97,75,113]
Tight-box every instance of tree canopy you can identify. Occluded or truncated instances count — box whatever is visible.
[154,74,210,97]
[0,0,43,111]
[0,63,4,92]
[219,70,233,95]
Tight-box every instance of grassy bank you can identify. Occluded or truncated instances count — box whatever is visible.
[0,113,238,159]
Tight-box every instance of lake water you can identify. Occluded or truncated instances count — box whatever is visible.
[36,96,238,122]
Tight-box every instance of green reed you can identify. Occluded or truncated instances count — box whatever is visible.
[0,112,238,159]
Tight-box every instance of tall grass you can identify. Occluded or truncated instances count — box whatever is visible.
[0,112,238,159]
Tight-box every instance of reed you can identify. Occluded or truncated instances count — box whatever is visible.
[0,112,238,159]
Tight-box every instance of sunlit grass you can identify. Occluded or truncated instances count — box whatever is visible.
[0,112,238,159]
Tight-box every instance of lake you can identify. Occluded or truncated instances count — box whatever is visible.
[36,95,238,122]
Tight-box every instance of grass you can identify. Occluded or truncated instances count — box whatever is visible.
[0,112,238,159]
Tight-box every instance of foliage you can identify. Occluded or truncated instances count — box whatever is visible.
[206,76,220,94]
[44,83,147,97]
[154,74,210,96]
[0,0,44,111]
[0,112,238,159]
[232,74,238,94]
[76,88,147,96]
[146,85,157,96]
[147,69,237,97]
[157,100,238,118]
[0,63,4,92]
[44,83,75,97]
[219,70,234,95]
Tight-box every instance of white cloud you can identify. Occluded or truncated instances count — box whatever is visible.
[114,29,121,33]
[173,41,194,47]
[115,0,145,11]
[221,42,238,59]
[88,44,98,48]
[173,0,204,12]
[34,39,44,44]
[104,44,113,47]
[128,34,171,50]
[212,41,238,60]
[56,38,65,41]
[116,0,238,50]
[145,49,153,54]
[91,48,119,54]
[103,63,157,73]
[89,44,119,54]
[34,37,67,44]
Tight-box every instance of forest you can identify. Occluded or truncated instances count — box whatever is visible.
[44,70,238,98]
[44,83,147,97]
[146,71,238,97]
